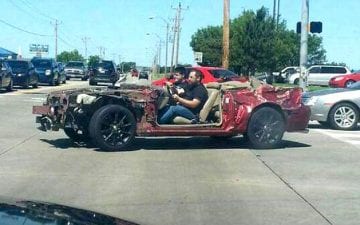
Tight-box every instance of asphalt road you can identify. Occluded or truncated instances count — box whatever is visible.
[0,79,359,225]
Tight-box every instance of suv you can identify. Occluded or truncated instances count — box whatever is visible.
[89,60,119,85]
[0,60,13,91]
[64,61,88,80]
[7,59,39,88]
[289,65,351,86]
[31,58,64,86]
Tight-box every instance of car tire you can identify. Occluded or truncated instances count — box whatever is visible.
[89,105,136,151]
[247,107,285,149]
[318,121,330,128]
[23,78,30,89]
[6,78,13,92]
[294,78,299,85]
[345,80,355,88]
[328,102,359,130]
[32,77,39,88]
[49,79,56,86]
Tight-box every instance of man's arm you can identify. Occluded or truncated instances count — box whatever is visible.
[173,94,200,109]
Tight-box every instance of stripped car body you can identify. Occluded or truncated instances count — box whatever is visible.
[33,79,310,150]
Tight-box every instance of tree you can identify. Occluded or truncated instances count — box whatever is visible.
[88,55,100,68]
[119,62,136,73]
[56,50,84,63]
[189,6,327,75]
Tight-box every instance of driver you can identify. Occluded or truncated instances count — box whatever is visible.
[159,69,208,124]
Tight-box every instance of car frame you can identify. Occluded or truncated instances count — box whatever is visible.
[302,81,360,130]
[33,79,310,150]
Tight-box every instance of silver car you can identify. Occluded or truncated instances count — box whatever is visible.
[302,82,360,130]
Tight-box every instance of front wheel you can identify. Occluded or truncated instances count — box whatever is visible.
[328,103,359,130]
[247,107,285,149]
[6,78,13,92]
[89,105,136,151]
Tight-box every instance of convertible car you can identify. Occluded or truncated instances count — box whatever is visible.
[33,79,310,150]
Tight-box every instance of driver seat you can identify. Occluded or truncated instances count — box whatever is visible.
[172,87,220,124]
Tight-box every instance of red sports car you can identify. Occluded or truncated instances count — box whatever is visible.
[152,66,247,86]
[329,72,360,88]
[33,79,310,150]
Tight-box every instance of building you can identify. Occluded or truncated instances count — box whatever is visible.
[0,47,17,59]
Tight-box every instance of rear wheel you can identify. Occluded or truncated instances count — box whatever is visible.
[6,78,13,92]
[318,121,329,128]
[294,78,299,85]
[345,80,355,88]
[328,103,359,130]
[89,105,136,151]
[247,107,285,149]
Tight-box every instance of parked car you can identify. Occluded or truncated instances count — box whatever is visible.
[33,79,310,150]
[273,66,299,83]
[0,60,13,91]
[302,81,360,130]
[89,60,119,85]
[31,58,62,86]
[139,71,149,80]
[289,65,351,86]
[329,72,360,88]
[6,59,39,88]
[152,66,246,86]
[64,61,88,80]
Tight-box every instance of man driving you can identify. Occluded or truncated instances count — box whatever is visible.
[159,69,208,124]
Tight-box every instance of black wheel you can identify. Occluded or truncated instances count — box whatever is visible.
[23,78,30,88]
[345,80,355,88]
[6,78,13,92]
[294,78,299,85]
[89,105,136,151]
[247,107,285,149]
[328,103,359,130]
[32,78,38,88]
[62,78,66,84]
[63,114,90,142]
[49,79,56,86]
[318,121,329,128]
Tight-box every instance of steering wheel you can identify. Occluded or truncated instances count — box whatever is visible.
[166,85,178,97]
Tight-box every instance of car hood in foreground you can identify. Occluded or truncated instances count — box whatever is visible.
[0,197,139,225]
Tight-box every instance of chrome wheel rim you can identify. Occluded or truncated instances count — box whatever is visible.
[334,106,356,128]
[345,81,354,88]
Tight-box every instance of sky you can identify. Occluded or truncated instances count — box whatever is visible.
[0,0,359,69]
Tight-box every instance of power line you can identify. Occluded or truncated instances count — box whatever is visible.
[19,0,56,21]
[0,19,52,37]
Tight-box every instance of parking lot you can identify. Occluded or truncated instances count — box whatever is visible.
[0,80,359,225]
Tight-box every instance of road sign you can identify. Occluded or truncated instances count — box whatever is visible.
[194,52,203,63]
[29,44,49,53]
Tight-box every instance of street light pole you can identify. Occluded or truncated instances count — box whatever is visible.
[149,16,169,74]
[299,0,309,90]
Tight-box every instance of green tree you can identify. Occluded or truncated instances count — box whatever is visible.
[189,7,327,75]
[56,50,84,63]
[88,55,100,68]
[120,62,136,72]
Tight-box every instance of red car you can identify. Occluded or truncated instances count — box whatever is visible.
[33,80,310,150]
[152,66,247,86]
[329,72,360,88]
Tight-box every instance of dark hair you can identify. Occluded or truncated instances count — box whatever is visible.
[174,66,186,75]
[190,69,203,81]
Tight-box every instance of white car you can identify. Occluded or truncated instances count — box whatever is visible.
[273,66,299,83]
[289,65,351,86]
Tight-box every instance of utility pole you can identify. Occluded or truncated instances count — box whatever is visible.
[82,37,90,62]
[277,0,280,28]
[51,19,61,59]
[172,2,188,68]
[222,0,230,69]
[299,0,309,90]
[170,13,177,72]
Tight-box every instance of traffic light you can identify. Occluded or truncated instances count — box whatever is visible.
[310,21,322,33]
[296,21,322,33]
